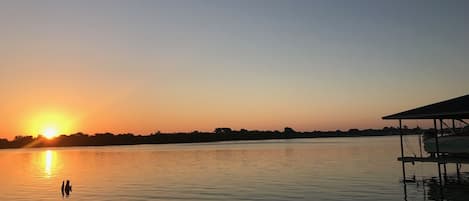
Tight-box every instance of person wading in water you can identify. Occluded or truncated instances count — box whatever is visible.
[61,181,65,197]
[61,180,72,196]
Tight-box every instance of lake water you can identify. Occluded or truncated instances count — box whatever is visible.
[0,135,467,201]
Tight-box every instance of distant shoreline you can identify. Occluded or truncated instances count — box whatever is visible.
[0,127,420,150]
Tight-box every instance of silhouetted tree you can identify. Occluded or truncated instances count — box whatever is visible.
[284,127,296,134]
[0,138,8,147]
[0,127,414,149]
[215,128,232,134]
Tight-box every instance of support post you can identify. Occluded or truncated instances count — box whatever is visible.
[452,119,456,133]
[434,119,440,157]
[434,119,443,186]
[441,119,448,184]
[399,119,406,182]
[443,163,448,183]
[418,134,423,158]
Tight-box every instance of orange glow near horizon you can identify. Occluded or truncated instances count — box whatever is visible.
[25,110,76,138]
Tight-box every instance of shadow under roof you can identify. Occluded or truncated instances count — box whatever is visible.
[382,94,469,120]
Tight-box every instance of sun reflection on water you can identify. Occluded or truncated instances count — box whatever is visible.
[43,150,56,178]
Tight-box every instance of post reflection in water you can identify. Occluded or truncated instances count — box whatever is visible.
[42,150,56,178]
[402,173,469,201]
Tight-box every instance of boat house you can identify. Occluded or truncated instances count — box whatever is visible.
[382,94,469,185]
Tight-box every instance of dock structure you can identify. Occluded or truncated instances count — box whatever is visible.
[382,94,469,186]
[399,156,469,164]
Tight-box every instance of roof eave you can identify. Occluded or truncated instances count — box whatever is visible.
[382,112,469,120]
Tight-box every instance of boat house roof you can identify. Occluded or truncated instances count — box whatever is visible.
[382,94,469,120]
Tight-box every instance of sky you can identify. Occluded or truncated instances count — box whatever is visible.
[1,0,468,139]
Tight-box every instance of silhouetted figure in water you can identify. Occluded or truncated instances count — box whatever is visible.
[61,181,64,197]
[64,180,72,196]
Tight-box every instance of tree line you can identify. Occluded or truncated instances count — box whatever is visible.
[0,126,418,149]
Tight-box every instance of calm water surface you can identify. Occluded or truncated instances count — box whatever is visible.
[0,135,467,201]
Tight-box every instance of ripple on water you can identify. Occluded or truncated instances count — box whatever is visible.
[0,136,467,201]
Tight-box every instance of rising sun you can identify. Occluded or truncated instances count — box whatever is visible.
[43,127,59,139]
